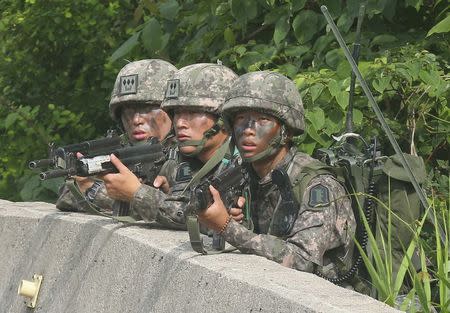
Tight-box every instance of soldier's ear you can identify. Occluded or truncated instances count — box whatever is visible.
[280,125,289,145]
[281,125,295,146]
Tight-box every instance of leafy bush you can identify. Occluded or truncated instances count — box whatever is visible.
[0,0,448,310]
[0,0,136,200]
[0,99,95,201]
[111,0,449,168]
[1,0,447,202]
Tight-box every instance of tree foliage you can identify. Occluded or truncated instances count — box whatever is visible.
[0,1,449,309]
[0,0,135,200]
[0,0,448,205]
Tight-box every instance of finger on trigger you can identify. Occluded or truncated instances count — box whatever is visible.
[238,196,245,207]
[208,185,221,202]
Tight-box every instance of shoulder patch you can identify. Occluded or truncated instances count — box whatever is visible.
[308,184,330,207]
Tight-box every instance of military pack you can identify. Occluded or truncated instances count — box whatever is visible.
[313,134,426,284]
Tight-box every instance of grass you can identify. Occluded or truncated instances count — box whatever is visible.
[354,185,449,313]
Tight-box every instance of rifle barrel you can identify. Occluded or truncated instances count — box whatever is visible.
[29,159,54,169]
[40,168,74,180]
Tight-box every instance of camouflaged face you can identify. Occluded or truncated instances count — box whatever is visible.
[109,59,177,120]
[222,71,305,135]
[161,63,238,115]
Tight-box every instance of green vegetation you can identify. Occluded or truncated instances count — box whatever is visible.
[0,1,448,310]
[0,0,136,200]
[356,191,449,312]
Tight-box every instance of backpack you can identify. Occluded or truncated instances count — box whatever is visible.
[312,134,426,286]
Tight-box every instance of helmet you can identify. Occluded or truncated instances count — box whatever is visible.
[161,63,238,116]
[222,71,304,135]
[109,59,177,121]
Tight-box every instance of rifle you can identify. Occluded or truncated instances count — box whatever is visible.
[187,165,247,252]
[189,165,246,214]
[29,134,123,175]
[30,136,166,185]
[320,5,447,246]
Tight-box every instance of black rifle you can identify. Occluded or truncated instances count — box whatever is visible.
[187,165,247,251]
[29,134,123,175]
[189,165,246,214]
[30,136,166,184]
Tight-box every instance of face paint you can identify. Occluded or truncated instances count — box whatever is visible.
[173,111,216,155]
[233,111,280,159]
[121,103,171,143]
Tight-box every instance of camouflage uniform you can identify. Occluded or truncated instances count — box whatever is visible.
[130,154,232,229]
[220,71,356,281]
[128,63,238,227]
[56,59,177,214]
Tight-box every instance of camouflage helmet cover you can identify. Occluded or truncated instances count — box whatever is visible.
[109,59,177,120]
[222,71,305,135]
[161,63,238,116]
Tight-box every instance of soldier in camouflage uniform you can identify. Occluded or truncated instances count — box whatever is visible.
[198,71,356,282]
[100,63,244,228]
[56,59,177,213]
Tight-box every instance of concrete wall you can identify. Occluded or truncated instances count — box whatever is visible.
[0,199,401,313]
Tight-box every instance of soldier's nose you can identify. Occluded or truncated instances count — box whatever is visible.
[133,113,143,125]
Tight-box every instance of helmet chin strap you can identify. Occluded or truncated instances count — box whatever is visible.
[241,125,288,163]
[178,118,224,157]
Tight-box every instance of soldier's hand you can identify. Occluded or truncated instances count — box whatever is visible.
[69,152,96,192]
[153,175,170,194]
[98,154,141,201]
[197,185,230,232]
[73,176,95,193]
[229,196,245,223]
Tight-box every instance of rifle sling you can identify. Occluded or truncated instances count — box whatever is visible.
[182,137,231,195]
[186,138,235,254]
[186,216,208,254]
[66,179,137,223]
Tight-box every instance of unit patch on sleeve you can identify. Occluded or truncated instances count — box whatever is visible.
[308,184,330,207]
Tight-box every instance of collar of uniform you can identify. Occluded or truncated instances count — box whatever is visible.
[179,154,203,171]
[255,146,296,186]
